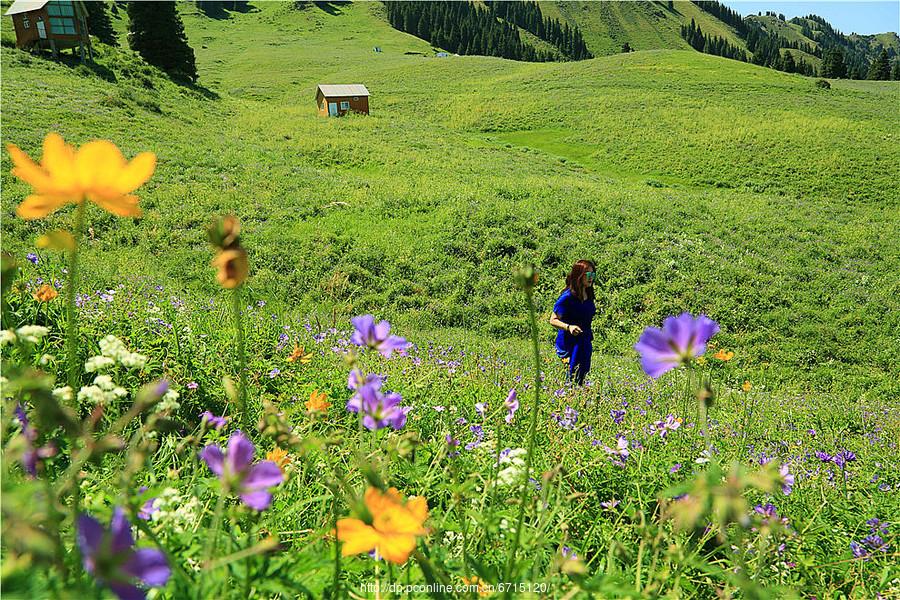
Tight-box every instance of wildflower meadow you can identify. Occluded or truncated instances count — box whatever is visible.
[2,3,899,599]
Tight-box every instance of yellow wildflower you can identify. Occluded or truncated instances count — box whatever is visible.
[266,447,291,474]
[461,576,491,597]
[742,380,752,392]
[286,344,313,364]
[713,349,734,361]
[336,487,428,564]
[211,247,248,289]
[32,284,59,302]
[7,132,155,219]
[305,390,330,413]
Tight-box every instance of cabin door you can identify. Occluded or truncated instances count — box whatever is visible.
[36,19,47,39]
[328,102,338,117]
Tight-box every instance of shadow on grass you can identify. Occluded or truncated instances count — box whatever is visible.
[314,1,350,16]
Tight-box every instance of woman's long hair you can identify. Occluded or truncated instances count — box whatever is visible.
[564,259,596,301]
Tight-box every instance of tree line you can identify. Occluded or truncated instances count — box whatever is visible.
[484,1,591,60]
[383,1,592,63]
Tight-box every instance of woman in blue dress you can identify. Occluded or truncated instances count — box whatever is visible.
[549,260,597,385]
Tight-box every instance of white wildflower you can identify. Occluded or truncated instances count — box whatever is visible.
[156,389,180,413]
[39,354,55,366]
[77,385,106,405]
[496,448,528,486]
[149,488,200,534]
[1,330,16,346]
[99,335,128,360]
[119,351,148,370]
[52,386,73,402]
[94,375,115,390]
[85,355,115,372]
[15,325,49,344]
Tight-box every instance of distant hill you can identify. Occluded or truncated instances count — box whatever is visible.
[379,0,900,80]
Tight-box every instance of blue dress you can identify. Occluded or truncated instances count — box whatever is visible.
[553,289,596,384]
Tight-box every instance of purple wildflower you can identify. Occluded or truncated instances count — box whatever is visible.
[504,389,518,424]
[77,507,170,600]
[670,463,682,474]
[814,450,833,462]
[346,381,409,431]
[350,315,407,358]
[561,546,578,559]
[780,464,795,495]
[552,406,579,430]
[14,404,53,477]
[445,435,460,458]
[348,369,383,391]
[605,437,630,467]
[465,424,484,450]
[137,487,158,521]
[833,450,857,469]
[654,414,682,439]
[26,252,39,265]
[268,368,280,379]
[186,381,199,390]
[600,499,620,510]
[850,541,869,559]
[199,430,284,510]
[474,402,486,416]
[633,313,720,378]
[200,411,228,430]
[610,409,625,425]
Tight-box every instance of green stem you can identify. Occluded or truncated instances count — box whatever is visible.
[231,289,248,429]
[66,202,86,396]
[203,489,227,567]
[503,288,542,590]
[331,485,341,599]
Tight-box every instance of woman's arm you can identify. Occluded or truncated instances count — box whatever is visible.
[549,312,582,336]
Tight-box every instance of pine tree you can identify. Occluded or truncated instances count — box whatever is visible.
[867,49,891,80]
[892,60,900,81]
[127,1,198,82]
[782,50,795,73]
[821,46,846,78]
[85,1,118,46]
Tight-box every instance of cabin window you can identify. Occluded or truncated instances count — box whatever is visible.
[49,16,77,34]
[340,101,350,110]
[47,1,75,17]
[353,96,359,101]
[22,15,31,28]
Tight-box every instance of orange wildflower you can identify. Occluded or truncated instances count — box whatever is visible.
[32,284,59,302]
[306,390,330,413]
[266,447,291,474]
[461,576,491,597]
[211,247,248,289]
[742,380,752,392]
[7,132,156,220]
[286,344,313,364]
[336,487,428,564]
[713,349,734,361]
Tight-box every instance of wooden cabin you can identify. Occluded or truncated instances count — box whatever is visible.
[5,0,91,60]
[316,84,370,117]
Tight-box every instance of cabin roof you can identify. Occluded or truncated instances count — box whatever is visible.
[5,1,49,16]
[316,84,369,98]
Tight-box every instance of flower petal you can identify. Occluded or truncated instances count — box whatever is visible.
[336,518,379,556]
[376,532,417,564]
[199,444,225,477]
[15,194,74,220]
[109,507,134,554]
[226,430,255,474]
[76,139,125,190]
[116,152,156,193]
[241,461,284,491]
[41,132,78,190]
[108,581,146,600]
[6,143,53,190]
[238,490,272,511]
[88,193,142,218]
[122,548,170,587]
[76,513,104,560]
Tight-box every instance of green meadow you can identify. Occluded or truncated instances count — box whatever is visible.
[1,2,899,598]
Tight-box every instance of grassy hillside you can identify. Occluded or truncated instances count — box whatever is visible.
[539,0,745,56]
[2,1,899,394]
